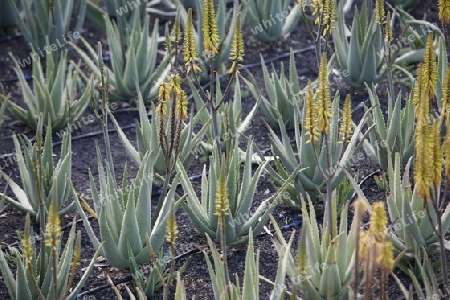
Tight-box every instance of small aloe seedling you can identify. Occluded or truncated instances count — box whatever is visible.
[0,48,92,131]
[73,11,171,103]
[0,211,101,300]
[243,0,301,42]
[0,119,73,220]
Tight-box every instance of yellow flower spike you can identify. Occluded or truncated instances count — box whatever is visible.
[339,94,353,143]
[431,120,443,186]
[384,12,393,44]
[316,53,332,133]
[304,80,319,143]
[368,202,388,242]
[44,204,62,249]
[214,172,229,219]
[375,0,386,25]
[169,74,182,99]
[298,0,306,10]
[311,0,324,22]
[422,33,438,98]
[157,82,170,117]
[176,90,189,120]
[21,214,33,263]
[359,231,368,262]
[229,12,244,74]
[322,0,336,36]
[439,0,450,24]
[203,0,220,56]
[165,213,179,245]
[376,241,394,272]
[184,8,201,74]
[414,120,433,201]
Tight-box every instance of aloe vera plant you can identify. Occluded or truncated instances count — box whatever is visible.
[176,140,295,246]
[73,147,178,269]
[245,50,304,129]
[73,12,171,103]
[0,119,73,219]
[362,84,415,172]
[0,212,101,300]
[332,0,387,87]
[267,92,370,204]
[271,197,357,299]
[0,48,92,132]
[10,0,86,51]
[243,0,301,42]
[386,154,450,265]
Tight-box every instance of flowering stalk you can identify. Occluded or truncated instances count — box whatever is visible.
[45,203,62,299]
[22,214,45,300]
[359,202,393,300]
[163,200,179,300]
[213,162,231,294]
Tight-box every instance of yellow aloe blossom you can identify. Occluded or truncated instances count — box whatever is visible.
[203,0,219,56]
[368,202,388,242]
[184,8,201,74]
[322,0,335,36]
[375,0,386,25]
[44,204,62,249]
[431,120,443,186]
[298,0,306,10]
[384,12,393,44]
[311,0,324,23]
[439,0,450,24]
[339,94,353,143]
[359,231,369,261]
[176,90,189,120]
[169,74,182,98]
[414,119,433,201]
[422,34,438,98]
[229,12,244,74]
[214,173,229,219]
[21,214,33,263]
[166,213,179,245]
[157,82,170,117]
[317,53,332,133]
[304,80,319,143]
[376,241,394,272]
